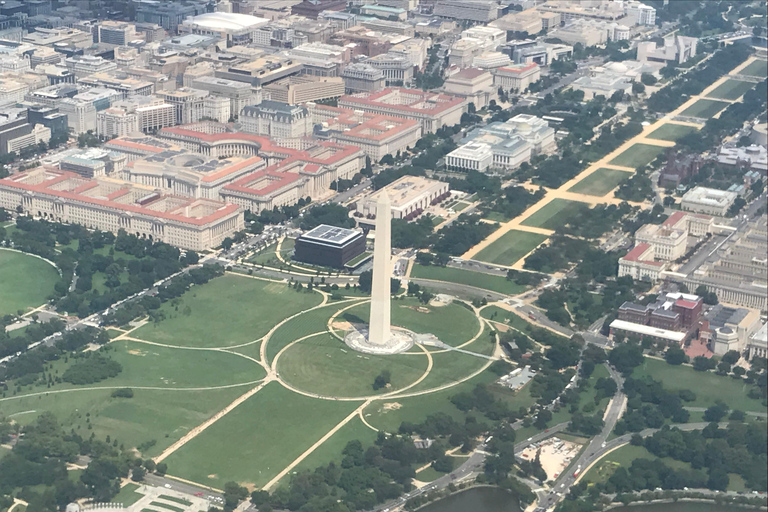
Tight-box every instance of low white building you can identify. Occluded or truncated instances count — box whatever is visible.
[445,141,494,171]
[356,175,449,220]
[637,35,697,65]
[681,186,738,216]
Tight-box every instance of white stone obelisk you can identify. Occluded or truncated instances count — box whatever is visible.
[368,191,392,347]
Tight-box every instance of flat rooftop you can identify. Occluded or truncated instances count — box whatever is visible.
[300,224,361,245]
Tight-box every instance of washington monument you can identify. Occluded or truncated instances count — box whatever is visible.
[368,191,392,347]
[344,191,413,354]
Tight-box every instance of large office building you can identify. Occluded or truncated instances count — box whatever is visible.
[0,167,243,251]
[240,101,312,138]
[158,88,209,125]
[610,292,703,344]
[493,63,541,92]
[338,88,466,134]
[433,0,500,22]
[179,12,270,45]
[341,63,387,93]
[190,76,260,120]
[309,104,422,161]
[637,35,697,65]
[681,186,738,216]
[134,0,212,33]
[97,21,138,46]
[263,76,345,105]
[356,176,449,221]
[294,224,366,268]
[442,68,495,109]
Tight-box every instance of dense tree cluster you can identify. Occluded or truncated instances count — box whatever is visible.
[300,204,355,231]
[557,203,633,240]
[391,217,433,249]
[432,214,495,256]
[483,185,546,221]
[614,376,693,434]
[647,44,750,113]
[0,412,166,512]
[62,351,122,385]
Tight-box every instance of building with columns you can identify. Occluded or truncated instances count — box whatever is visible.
[0,167,243,251]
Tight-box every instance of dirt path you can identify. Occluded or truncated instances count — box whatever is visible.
[262,401,370,490]
[154,379,273,463]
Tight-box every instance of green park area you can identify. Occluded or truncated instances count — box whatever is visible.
[680,99,730,119]
[608,143,664,170]
[0,249,59,316]
[162,383,358,489]
[112,483,144,506]
[263,301,345,364]
[410,264,527,296]
[633,357,767,413]
[474,230,548,267]
[521,199,588,230]
[341,298,481,348]
[0,386,248,459]
[740,59,768,77]
[646,123,698,142]
[582,443,748,492]
[277,333,429,398]
[132,273,322,347]
[568,168,633,197]
[706,79,756,101]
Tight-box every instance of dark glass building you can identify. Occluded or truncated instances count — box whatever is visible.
[294,224,365,268]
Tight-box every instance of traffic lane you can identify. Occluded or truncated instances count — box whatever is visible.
[408,278,507,301]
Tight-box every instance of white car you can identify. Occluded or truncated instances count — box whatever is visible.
[164,484,171,489]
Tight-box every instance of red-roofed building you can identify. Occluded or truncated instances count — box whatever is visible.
[338,88,467,134]
[618,242,668,282]
[308,104,422,161]
[493,63,541,93]
[0,167,243,250]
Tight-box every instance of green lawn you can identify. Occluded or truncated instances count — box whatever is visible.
[104,340,266,388]
[264,301,350,364]
[157,496,192,506]
[582,442,746,491]
[113,483,144,506]
[568,168,633,197]
[521,199,589,230]
[362,370,501,433]
[410,264,528,296]
[680,99,730,119]
[740,59,768,78]
[0,249,59,316]
[163,383,359,489]
[646,123,698,142]
[474,230,548,266]
[277,333,429,398]
[608,143,665,170]
[288,416,378,478]
[132,274,323,348]
[150,502,184,512]
[633,357,767,413]
[706,79,755,100]
[342,298,482,347]
[0,386,247,458]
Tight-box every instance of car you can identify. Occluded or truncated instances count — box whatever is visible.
[194,492,204,497]
[164,484,172,489]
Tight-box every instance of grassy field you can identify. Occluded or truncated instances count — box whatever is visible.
[0,386,247,458]
[105,340,266,388]
[410,264,527,296]
[680,99,730,119]
[264,301,356,364]
[0,249,59,316]
[163,383,358,489]
[521,199,589,230]
[740,59,768,77]
[277,333,429,397]
[706,79,755,100]
[608,143,665,170]
[112,483,144,506]
[474,230,548,266]
[342,298,481,347]
[132,274,322,348]
[646,123,698,142]
[568,168,633,197]
[288,416,378,478]
[362,370,501,433]
[633,357,766,413]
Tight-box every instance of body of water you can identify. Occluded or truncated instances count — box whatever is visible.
[418,487,759,512]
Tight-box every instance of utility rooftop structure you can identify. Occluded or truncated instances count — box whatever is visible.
[294,224,366,268]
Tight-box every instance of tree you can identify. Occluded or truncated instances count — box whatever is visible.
[373,370,391,390]
[432,454,453,473]
[692,355,716,371]
[224,482,249,509]
[721,350,740,365]
[221,237,234,250]
[640,72,657,85]
[632,82,646,94]
[609,343,644,375]
[131,466,145,482]
[664,346,688,366]
[703,402,729,422]
[155,462,167,475]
